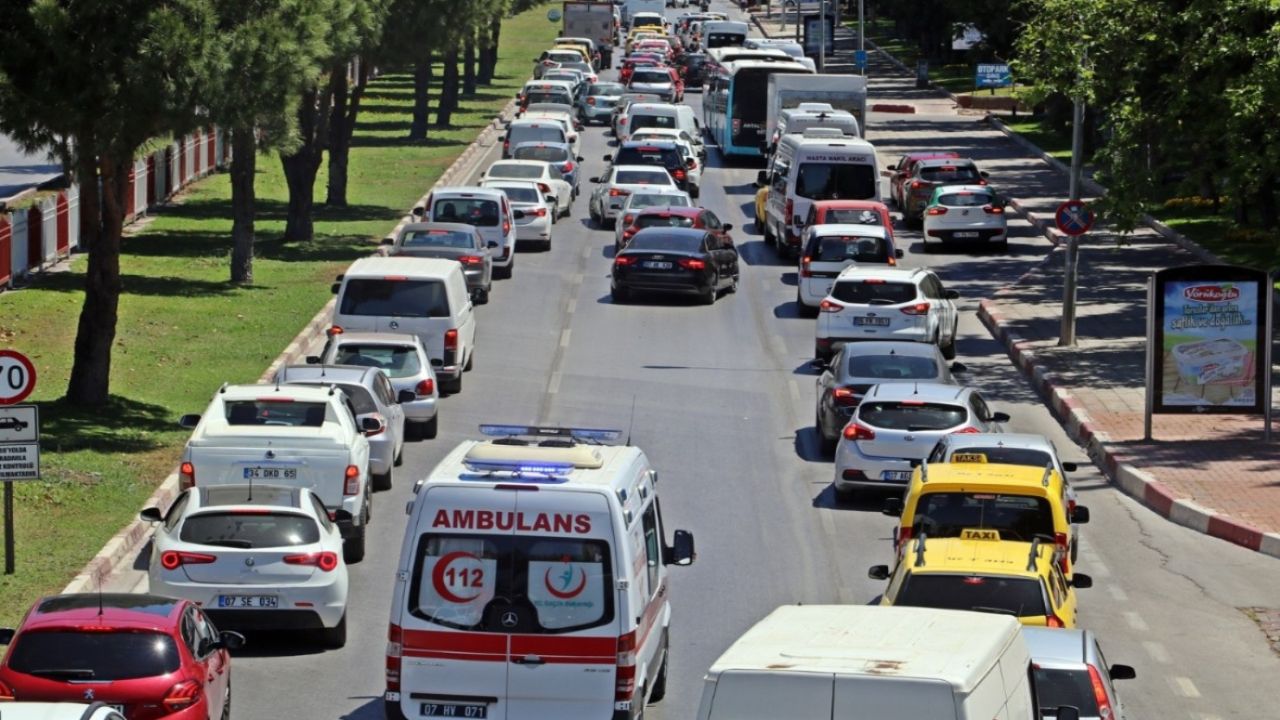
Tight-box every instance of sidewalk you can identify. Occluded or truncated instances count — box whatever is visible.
[751,11,1280,558]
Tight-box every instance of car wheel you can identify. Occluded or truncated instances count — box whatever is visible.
[648,641,669,702]
[763,221,776,246]
[590,203,601,226]
[475,287,490,305]
[612,286,630,304]
[343,528,366,564]
[941,324,958,360]
[995,239,1009,252]
[700,276,717,305]
[421,414,439,440]
[441,374,463,395]
[321,613,348,649]
[495,259,513,280]
[816,410,837,455]
[372,469,392,492]
[726,274,739,294]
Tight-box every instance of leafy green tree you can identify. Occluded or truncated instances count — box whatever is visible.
[0,0,219,405]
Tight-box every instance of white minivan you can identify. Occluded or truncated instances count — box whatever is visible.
[384,424,696,720]
[331,257,477,395]
[696,605,1042,720]
[418,187,519,278]
[625,102,703,158]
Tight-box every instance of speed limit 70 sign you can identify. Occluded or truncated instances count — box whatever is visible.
[0,351,36,405]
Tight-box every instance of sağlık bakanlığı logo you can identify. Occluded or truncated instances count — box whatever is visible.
[544,564,588,599]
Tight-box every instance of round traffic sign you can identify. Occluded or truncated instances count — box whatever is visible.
[0,350,36,405]
[1055,200,1095,236]
[546,8,562,22]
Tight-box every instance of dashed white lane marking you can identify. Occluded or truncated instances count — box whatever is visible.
[1172,676,1201,698]
[1108,585,1128,602]
[788,379,802,404]
[770,335,788,358]
[566,297,578,315]
[559,329,572,348]
[581,245,592,259]
[546,371,562,395]
[1084,554,1110,578]
[1143,641,1171,664]
[1124,611,1149,632]
[571,272,584,285]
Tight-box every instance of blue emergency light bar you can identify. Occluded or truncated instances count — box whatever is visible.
[461,459,575,479]
[479,424,623,443]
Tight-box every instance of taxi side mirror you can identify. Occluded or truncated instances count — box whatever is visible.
[1109,664,1137,681]
[179,414,201,429]
[867,565,890,580]
[665,529,695,566]
[1071,506,1090,524]
[139,507,164,523]
[882,497,903,517]
[1062,461,1078,472]
[1071,573,1093,589]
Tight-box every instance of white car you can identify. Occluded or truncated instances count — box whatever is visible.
[614,188,693,248]
[588,164,679,227]
[481,179,555,250]
[815,266,960,361]
[481,160,573,218]
[921,184,1009,251]
[518,104,583,158]
[142,484,351,647]
[630,125,706,163]
[425,187,518,278]
[312,331,439,440]
[796,224,902,312]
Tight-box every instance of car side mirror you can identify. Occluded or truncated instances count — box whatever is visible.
[885,164,897,171]
[895,249,904,258]
[882,497,903,517]
[602,154,613,162]
[1071,573,1093,589]
[1109,664,1137,681]
[722,223,733,232]
[1062,461,1078,472]
[867,565,890,580]
[589,176,602,183]
[331,282,341,294]
[980,170,990,178]
[487,240,499,249]
[1054,707,1080,720]
[0,628,13,645]
[950,361,968,372]
[411,206,426,218]
[512,209,526,220]
[361,417,384,434]
[944,289,960,299]
[665,529,696,566]
[577,156,585,162]
[380,237,394,246]
[139,507,164,523]
[1072,505,1091,524]
[216,630,246,652]
[179,414,201,429]
[990,411,1011,424]
[305,355,321,365]
[756,170,767,187]
[397,389,416,404]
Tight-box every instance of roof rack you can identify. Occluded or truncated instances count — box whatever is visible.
[479,424,622,446]
[1026,536,1052,571]
[1041,463,1053,487]
[913,533,928,567]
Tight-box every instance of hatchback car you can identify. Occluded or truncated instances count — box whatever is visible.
[589,165,679,227]
[922,184,1008,251]
[387,222,493,304]
[609,140,697,197]
[611,92,664,137]
[677,52,709,87]
[481,159,573,219]
[421,187,518,279]
[142,484,350,646]
[832,382,1008,499]
[885,151,960,208]
[0,703,127,720]
[614,190,695,249]
[900,158,990,224]
[533,49,584,79]
[815,266,960,361]
[516,80,575,110]
[480,179,554,251]
[797,224,903,314]
[618,205,731,252]
[511,142,582,197]
[612,226,739,304]
[813,341,965,453]
[310,332,439,439]
[1023,627,1136,720]
[578,81,625,125]
[0,594,242,719]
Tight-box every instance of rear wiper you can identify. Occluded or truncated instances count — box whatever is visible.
[867,298,897,305]
[205,539,253,549]
[907,425,936,432]
[30,668,96,680]
[969,606,1018,616]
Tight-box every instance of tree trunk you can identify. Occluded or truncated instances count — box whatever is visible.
[478,18,498,84]
[326,66,351,207]
[1258,176,1278,229]
[437,47,460,127]
[487,16,502,82]
[280,86,331,242]
[65,148,125,406]
[229,127,257,283]
[410,53,433,140]
[464,37,477,96]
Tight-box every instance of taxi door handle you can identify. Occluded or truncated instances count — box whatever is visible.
[512,655,545,666]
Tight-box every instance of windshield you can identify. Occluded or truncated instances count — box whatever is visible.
[339,278,451,318]
[847,354,938,380]
[920,165,982,183]
[181,512,320,548]
[808,235,890,263]
[830,280,917,305]
[858,402,966,431]
[795,162,877,200]
[1034,668,1102,717]
[333,343,423,379]
[410,533,613,633]
[939,191,995,207]
[514,146,569,163]
[8,631,180,681]
[896,573,1048,617]
[223,400,327,427]
[627,233,702,252]
[913,492,1055,541]
[400,228,476,249]
[615,169,671,185]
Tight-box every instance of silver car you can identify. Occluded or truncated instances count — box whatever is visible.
[614,189,693,249]
[511,141,583,195]
[274,364,407,491]
[309,332,439,440]
[588,165,679,227]
[579,81,625,125]
[626,66,677,102]
[832,383,1008,501]
[386,222,493,304]
[1023,627,1136,720]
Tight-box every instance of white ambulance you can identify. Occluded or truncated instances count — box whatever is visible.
[385,424,697,720]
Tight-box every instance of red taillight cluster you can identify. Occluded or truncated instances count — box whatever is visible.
[819,299,843,313]
[163,679,203,713]
[587,97,597,105]
[609,188,630,197]
[536,182,551,194]
[531,207,548,217]
[842,422,876,441]
[926,207,947,216]
[160,550,216,570]
[343,465,360,496]
[900,302,931,315]
[386,623,403,692]
[415,378,435,397]
[503,220,511,235]
[613,255,637,267]
[179,461,196,488]
[784,198,794,223]
[983,204,1004,214]
[1046,614,1065,628]
[951,426,982,434]
[563,161,575,173]
[444,328,458,351]
[458,254,483,266]
[615,633,638,705]
[1087,664,1113,717]
[800,256,812,278]
[285,551,340,572]
[672,168,686,182]
[832,386,860,407]
[678,258,705,270]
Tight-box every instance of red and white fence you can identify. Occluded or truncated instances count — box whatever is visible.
[0,128,227,288]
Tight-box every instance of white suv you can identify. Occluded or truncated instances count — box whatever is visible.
[815,266,960,361]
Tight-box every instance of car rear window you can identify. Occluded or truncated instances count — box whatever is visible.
[822,208,885,225]
[524,91,572,106]
[627,233,703,253]
[830,280,917,305]
[945,447,1053,468]
[508,125,567,146]
[938,191,995,207]
[8,631,181,681]
[615,169,670,185]
[912,492,1056,541]
[858,402,966,431]
[400,229,475,249]
[513,146,569,163]
[410,534,614,633]
[629,193,690,209]
[920,165,982,183]
[339,278,451,318]
[547,52,580,63]
[809,236,890,263]
[432,199,501,228]
[223,400,328,427]
[631,70,670,84]
[590,82,624,95]
[636,214,695,230]
[847,354,938,380]
[181,511,320,548]
[630,114,677,130]
[706,32,744,48]
[615,146,678,167]
[896,574,1048,617]
[333,344,422,379]
[493,185,539,203]
[489,164,542,180]
[1034,668,1102,717]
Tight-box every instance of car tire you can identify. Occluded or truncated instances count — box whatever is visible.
[321,613,348,649]
[394,446,403,466]
[465,348,474,372]
[344,528,366,564]
[590,203,602,226]
[941,324,958,360]
[700,276,717,305]
[221,679,231,720]
[495,259,513,280]
[727,274,739,294]
[816,410,837,455]
[612,286,630,304]
[648,640,669,702]
[373,469,392,492]
[441,374,463,395]
[475,287,490,305]
[995,239,1009,252]
[763,221,776,246]
[690,185,700,199]
[421,414,439,440]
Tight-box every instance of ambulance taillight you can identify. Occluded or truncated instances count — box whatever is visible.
[615,632,637,707]
[386,623,403,693]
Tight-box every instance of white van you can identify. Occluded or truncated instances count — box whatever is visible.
[771,104,861,153]
[419,187,519,278]
[626,102,703,158]
[331,257,477,394]
[702,20,748,48]
[761,128,879,258]
[384,424,696,720]
[696,605,1039,720]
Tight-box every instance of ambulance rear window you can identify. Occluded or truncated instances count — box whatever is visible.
[409,533,614,633]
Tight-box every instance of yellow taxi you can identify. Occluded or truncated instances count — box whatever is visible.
[626,29,667,54]
[754,183,769,232]
[550,43,592,66]
[882,461,1088,577]
[868,533,1092,628]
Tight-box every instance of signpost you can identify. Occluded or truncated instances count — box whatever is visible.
[854,50,868,73]
[0,350,38,574]
[1055,200,1094,346]
[975,63,1012,90]
[1055,200,1094,236]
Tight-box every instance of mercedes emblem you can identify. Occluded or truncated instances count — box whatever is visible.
[500,611,519,628]
[389,320,400,330]
[265,449,275,459]
[245,557,256,567]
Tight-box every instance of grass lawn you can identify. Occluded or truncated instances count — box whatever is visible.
[0,3,558,624]
[857,17,971,94]
[1148,205,1280,269]
[1003,118,1075,162]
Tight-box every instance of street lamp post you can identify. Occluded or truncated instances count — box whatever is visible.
[1058,51,1087,347]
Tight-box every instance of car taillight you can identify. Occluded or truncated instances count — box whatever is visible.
[800,256,812,278]
[619,116,627,125]
[1087,664,1113,718]
[386,624,403,692]
[160,550,216,570]
[502,140,509,154]
[900,302,931,315]
[344,465,360,496]
[819,299,843,313]
[563,161,575,173]
[622,228,638,240]
[614,255,637,266]
[622,214,635,226]
[615,633,638,704]
[832,386,860,407]
[532,207,547,217]
[784,199,794,223]
[285,551,340,572]
[458,254,483,266]
[977,178,988,185]
[609,188,630,197]
[842,422,875,441]
[537,182,551,194]
[415,378,435,396]
[163,680,202,713]
[732,118,741,133]
[672,168,686,181]
[951,426,982,434]
[587,97,597,105]
[0,679,13,701]
[911,180,923,189]
[444,328,458,351]
[687,158,697,170]
[179,461,195,488]
[678,258,705,270]
[503,220,511,235]
[983,204,1003,214]
[1046,613,1065,628]
[926,206,948,216]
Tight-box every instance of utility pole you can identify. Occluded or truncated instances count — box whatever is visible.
[858,0,865,76]
[1058,56,1087,347]
[817,0,825,72]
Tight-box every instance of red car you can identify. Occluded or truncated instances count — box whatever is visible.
[619,53,665,83]
[0,594,243,719]
[803,200,896,248]
[617,205,733,251]
[884,151,960,209]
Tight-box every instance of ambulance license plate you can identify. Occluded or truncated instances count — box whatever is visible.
[421,703,487,718]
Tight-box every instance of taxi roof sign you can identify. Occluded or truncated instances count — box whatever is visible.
[952,452,988,463]
[960,528,1001,541]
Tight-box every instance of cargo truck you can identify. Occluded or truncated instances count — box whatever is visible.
[765,73,868,142]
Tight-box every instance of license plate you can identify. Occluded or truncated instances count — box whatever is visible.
[217,595,279,609]
[881,470,912,482]
[421,703,488,718]
[643,261,673,269]
[243,467,297,480]
[954,231,979,238]
[854,317,891,326]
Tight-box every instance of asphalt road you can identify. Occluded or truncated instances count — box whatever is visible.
[0,134,61,201]
[106,3,1280,718]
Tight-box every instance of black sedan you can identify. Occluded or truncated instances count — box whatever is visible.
[611,227,738,305]
[678,53,709,88]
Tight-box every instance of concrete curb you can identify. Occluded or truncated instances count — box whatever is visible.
[60,97,521,596]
